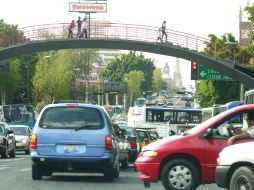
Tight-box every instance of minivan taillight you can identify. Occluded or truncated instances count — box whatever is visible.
[130,138,137,149]
[105,135,112,150]
[30,134,37,149]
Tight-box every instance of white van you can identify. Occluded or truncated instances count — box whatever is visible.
[215,141,254,190]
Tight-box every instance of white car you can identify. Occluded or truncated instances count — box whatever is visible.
[215,141,254,190]
[10,125,31,154]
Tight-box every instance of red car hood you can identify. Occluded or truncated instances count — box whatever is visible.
[142,135,184,151]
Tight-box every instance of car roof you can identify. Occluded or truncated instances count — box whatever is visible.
[43,103,105,111]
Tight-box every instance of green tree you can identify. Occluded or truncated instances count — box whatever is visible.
[0,20,26,104]
[196,33,241,107]
[101,51,155,92]
[0,59,22,104]
[124,70,144,106]
[153,68,164,92]
[32,49,99,110]
[0,19,25,47]
[32,51,73,108]
[12,54,38,104]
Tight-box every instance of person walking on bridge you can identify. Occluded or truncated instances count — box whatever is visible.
[76,16,82,38]
[68,20,75,39]
[161,21,167,43]
[79,17,88,39]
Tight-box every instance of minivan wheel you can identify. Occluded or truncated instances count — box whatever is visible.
[114,161,120,178]
[32,164,43,180]
[25,149,30,155]
[121,155,129,169]
[161,158,200,190]
[230,166,254,190]
[104,166,114,182]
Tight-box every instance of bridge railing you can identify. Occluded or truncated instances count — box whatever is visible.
[0,22,209,51]
[0,22,253,69]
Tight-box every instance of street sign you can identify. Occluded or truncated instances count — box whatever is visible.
[69,2,107,13]
[198,64,233,81]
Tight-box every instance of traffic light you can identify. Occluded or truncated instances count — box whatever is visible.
[191,61,198,80]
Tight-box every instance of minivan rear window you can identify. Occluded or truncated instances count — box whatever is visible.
[39,107,104,129]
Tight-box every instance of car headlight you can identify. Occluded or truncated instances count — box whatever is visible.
[143,150,158,157]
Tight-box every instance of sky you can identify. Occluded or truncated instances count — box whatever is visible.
[0,0,252,88]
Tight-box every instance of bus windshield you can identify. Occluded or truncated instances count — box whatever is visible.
[146,107,202,124]
[0,105,35,127]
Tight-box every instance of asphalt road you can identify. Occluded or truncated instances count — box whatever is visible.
[0,152,226,190]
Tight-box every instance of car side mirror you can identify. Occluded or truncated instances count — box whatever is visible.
[203,128,213,138]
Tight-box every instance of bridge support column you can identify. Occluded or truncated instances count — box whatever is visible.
[240,83,245,101]
[106,93,109,105]
[115,94,118,105]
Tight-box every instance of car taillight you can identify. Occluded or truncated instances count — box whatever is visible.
[130,138,137,148]
[105,135,112,150]
[30,134,37,149]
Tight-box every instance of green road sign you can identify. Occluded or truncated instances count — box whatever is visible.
[198,64,233,80]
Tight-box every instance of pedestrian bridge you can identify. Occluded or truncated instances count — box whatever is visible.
[0,22,254,88]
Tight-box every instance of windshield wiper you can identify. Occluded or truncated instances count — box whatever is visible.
[75,124,101,131]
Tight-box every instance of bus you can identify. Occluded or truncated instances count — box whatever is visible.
[134,98,146,107]
[244,89,254,104]
[202,101,244,122]
[0,104,36,128]
[127,106,202,137]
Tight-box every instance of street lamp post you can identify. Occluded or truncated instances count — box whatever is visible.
[26,63,30,104]
[225,41,237,64]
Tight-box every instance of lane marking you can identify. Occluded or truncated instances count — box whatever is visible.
[19,168,31,172]
[0,166,10,170]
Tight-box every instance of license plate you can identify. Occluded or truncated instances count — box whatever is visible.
[64,145,79,153]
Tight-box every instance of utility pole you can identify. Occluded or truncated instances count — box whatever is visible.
[26,63,30,104]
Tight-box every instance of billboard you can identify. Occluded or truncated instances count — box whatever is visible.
[69,2,107,13]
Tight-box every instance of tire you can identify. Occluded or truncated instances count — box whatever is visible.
[9,145,16,158]
[1,146,8,159]
[104,166,115,182]
[32,164,43,180]
[114,161,120,178]
[229,166,254,190]
[161,158,200,190]
[121,155,129,169]
[25,149,30,155]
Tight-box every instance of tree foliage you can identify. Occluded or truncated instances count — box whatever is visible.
[0,59,22,104]
[0,20,25,104]
[32,49,99,111]
[0,20,25,47]
[124,70,144,106]
[100,51,155,92]
[153,68,164,92]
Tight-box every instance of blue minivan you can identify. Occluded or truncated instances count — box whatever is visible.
[30,103,120,181]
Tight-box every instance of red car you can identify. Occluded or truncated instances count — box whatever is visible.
[135,104,254,190]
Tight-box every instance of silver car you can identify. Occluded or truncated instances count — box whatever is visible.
[10,125,31,154]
